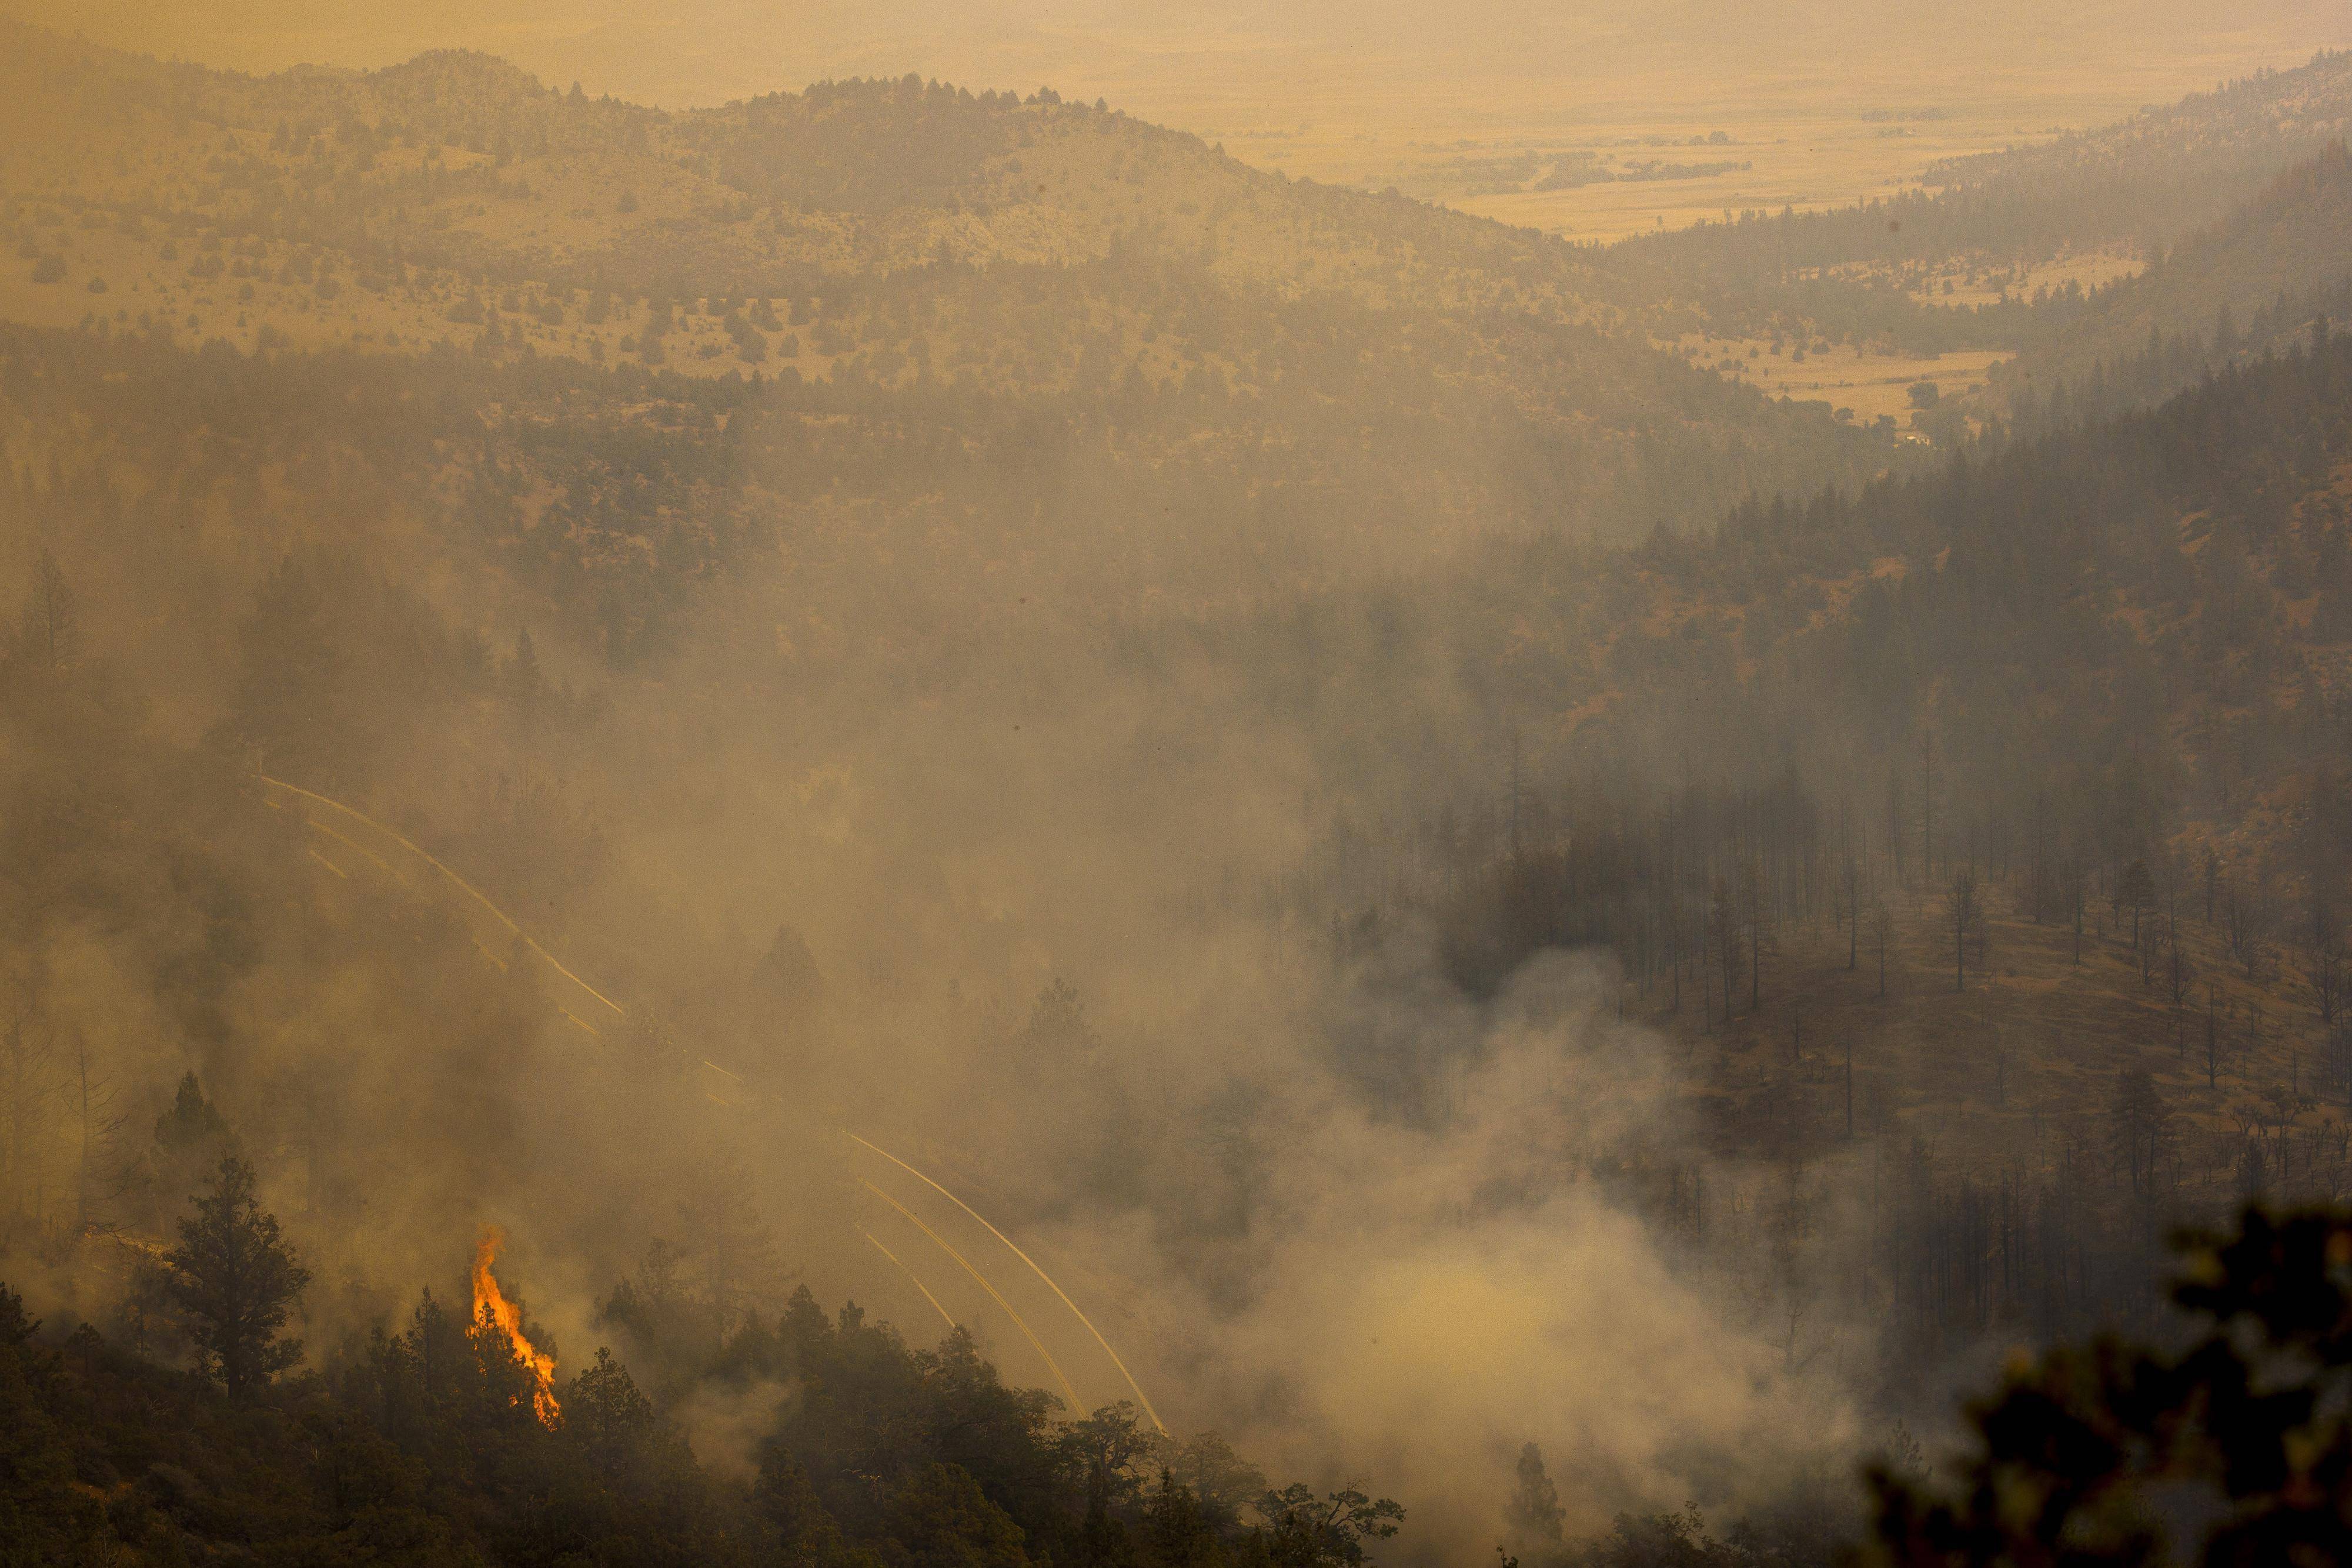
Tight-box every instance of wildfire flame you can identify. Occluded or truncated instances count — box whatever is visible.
[472,1225,561,1426]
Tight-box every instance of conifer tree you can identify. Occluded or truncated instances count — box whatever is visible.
[162,1156,310,1399]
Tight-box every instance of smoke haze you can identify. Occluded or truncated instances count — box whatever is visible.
[5,5,2352,1564]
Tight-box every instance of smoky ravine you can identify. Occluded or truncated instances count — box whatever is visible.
[6,7,2352,1567]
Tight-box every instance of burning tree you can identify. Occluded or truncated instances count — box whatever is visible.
[472,1225,562,1426]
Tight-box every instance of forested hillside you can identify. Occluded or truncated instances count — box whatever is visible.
[1600,51,2352,365]
[1,1258,1402,1568]
[12,16,2352,1567]
[1615,48,2352,305]
[1300,325,2352,1360]
[0,21,1899,557]
[1982,142,2352,417]
[11,303,2351,1568]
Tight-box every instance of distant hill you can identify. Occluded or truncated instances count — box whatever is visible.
[1921,46,2352,227]
[0,21,1902,556]
[1599,49,2352,353]
[19,0,2343,116]
[1981,141,2352,418]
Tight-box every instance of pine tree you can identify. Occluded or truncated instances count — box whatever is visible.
[162,1156,310,1399]
[1506,1442,1564,1552]
[1946,868,1984,991]
[24,549,76,672]
[151,1070,233,1209]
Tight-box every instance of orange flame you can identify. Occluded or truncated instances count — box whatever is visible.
[472,1225,561,1426]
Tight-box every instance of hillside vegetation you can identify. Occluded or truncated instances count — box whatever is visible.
[0,22,1903,561]
[1603,52,2352,372]
[14,21,2352,1568]
[1983,141,2352,416]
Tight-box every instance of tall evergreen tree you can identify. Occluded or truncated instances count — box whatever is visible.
[1506,1442,1565,1553]
[162,1156,310,1400]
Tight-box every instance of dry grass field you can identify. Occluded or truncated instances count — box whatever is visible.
[1183,49,2326,242]
[1911,245,2148,308]
[1665,333,2009,428]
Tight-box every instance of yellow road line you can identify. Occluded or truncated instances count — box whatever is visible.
[864,1230,958,1332]
[307,847,349,879]
[257,775,624,1018]
[303,818,404,882]
[252,771,1162,1426]
[862,1178,1081,1415]
[848,1132,1165,1432]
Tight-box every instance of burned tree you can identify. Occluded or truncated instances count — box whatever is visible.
[1946,868,1986,992]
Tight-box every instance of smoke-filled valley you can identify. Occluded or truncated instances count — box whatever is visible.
[8,10,2352,1567]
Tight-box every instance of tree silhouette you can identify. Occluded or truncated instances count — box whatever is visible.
[151,1069,234,1215]
[22,549,77,672]
[1259,1483,1405,1568]
[1870,1206,2352,1565]
[1946,869,1984,991]
[162,1156,310,1399]
[1507,1441,1565,1553]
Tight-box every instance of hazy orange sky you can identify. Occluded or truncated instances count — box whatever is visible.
[10,1,2344,113]
[9,0,2345,240]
